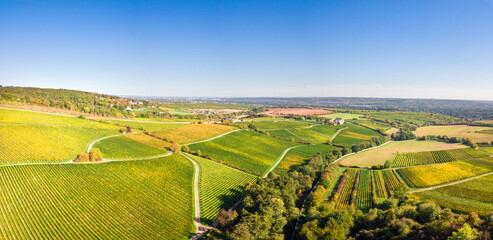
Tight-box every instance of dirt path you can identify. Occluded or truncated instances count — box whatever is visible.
[330,127,348,141]
[183,129,242,146]
[409,171,493,193]
[262,145,304,178]
[180,153,212,240]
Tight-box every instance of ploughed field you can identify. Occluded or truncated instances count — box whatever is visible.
[0,154,194,239]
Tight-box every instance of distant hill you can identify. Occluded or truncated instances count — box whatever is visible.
[0,86,154,117]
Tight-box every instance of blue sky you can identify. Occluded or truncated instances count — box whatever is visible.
[1,0,492,99]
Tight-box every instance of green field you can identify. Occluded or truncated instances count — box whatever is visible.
[236,120,313,130]
[154,124,237,144]
[413,174,493,216]
[334,168,358,208]
[397,158,493,188]
[100,119,186,131]
[267,129,306,142]
[321,113,362,120]
[331,123,381,147]
[188,154,258,225]
[188,130,298,175]
[339,140,468,167]
[352,119,390,131]
[391,148,489,167]
[94,134,168,160]
[275,144,341,174]
[355,169,372,211]
[0,155,194,239]
[366,111,459,125]
[0,108,119,164]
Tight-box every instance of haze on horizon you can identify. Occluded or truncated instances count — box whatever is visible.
[1,0,492,100]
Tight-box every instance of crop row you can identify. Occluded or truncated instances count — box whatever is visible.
[391,148,488,168]
[0,155,194,239]
[397,160,493,188]
[382,170,405,191]
[355,169,372,211]
[372,170,388,198]
[334,168,358,208]
[191,155,258,225]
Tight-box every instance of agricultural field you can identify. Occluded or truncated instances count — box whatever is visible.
[0,155,194,239]
[162,102,252,110]
[481,146,493,155]
[188,154,258,225]
[267,129,306,142]
[124,133,172,151]
[321,113,361,120]
[154,124,237,144]
[351,119,390,131]
[365,111,459,125]
[261,108,332,116]
[339,140,467,167]
[188,130,298,176]
[331,123,381,146]
[355,169,372,211]
[334,168,358,208]
[93,134,168,160]
[413,174,493,216]
[391,148,488,167]
[397,159,493,188]
[0,108,120,164]
[381,170,406,192]
[372,171,388,198]
[274,144,341,174]
[236,120,314,130]
[98,119,186,131]
[414,125,493,143]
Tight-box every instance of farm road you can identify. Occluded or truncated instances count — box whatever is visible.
[330,127,348,141]
[180,153,212,240]
[409,171,493,193]
[262,145,304,178]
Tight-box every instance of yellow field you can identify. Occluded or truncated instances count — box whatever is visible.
[398,160,493,188]
[125,133,172,150]
[339,140,467,167]
[414,125,493,143]
[154,124,237,144]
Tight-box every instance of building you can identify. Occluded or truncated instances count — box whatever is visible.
[334,118,345,125]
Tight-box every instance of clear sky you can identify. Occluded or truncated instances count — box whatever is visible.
[1,0,492,100]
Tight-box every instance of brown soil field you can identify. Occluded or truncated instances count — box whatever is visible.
[262,108,332,116]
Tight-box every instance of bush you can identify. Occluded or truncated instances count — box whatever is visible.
[78,114,86,119]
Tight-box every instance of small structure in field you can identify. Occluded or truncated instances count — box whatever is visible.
[334,118,345,125]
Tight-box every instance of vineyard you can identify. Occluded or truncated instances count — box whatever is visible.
[0,155,194,239]
[94,135,167,160]
[188,130,298,175]
[189,154,258,225]
[101,119,186,131]
[154,124,237,144]
[355,169,373,211]
[372,170,388,198]
[397,159,493,188]
[235,120,313,130]
[0,109,120,164]
[414,174,493,216]
[274,144,341,174]
[391,148,488,167]
[331,123,381,146]
[267,129,305,142]
[334,168,358,208]
[382,170,406,191]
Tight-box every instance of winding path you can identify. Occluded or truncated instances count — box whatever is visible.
[330,126,348,141]
[409,171,493,193]
[262,145,304,178]
[180,153,212,240]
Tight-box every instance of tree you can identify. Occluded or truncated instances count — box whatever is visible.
[448,224,478,240]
